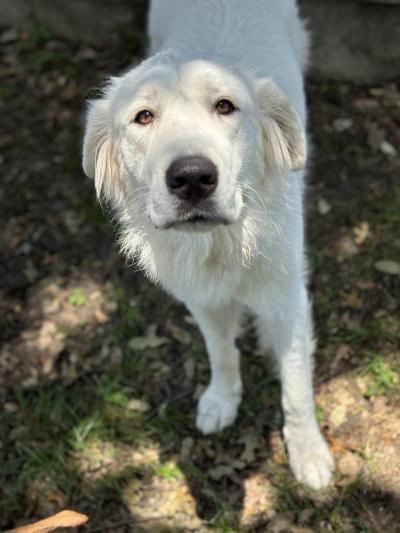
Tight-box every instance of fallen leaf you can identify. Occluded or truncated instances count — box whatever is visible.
[340,290,362,309]
[317,197,331,215]
[374,260,400,275]
[328,436,347,455]
[165,320,191,344]
[352,221,369,245]
[207,464,236,481]
[238,433,261,464]
[128,335,170,350]
[333,118,352,132]
[379,140,397,157]
[6,510,88,533]
[127,398,151,412]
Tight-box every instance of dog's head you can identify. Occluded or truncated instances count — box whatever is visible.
[83,51,306,231]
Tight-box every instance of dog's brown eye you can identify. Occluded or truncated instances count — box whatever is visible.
[216,99,235,115]
[134,110,154,125]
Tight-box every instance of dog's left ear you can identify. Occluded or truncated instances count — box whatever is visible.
[256,79,306,173]
[82,89,125,203]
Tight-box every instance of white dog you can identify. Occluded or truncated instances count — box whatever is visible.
[82,0,334,489]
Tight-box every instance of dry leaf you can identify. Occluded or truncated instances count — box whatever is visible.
[340,290,362,309]
[127,398,151,412]
[207,464,236,480]
[328,436,347,455]
[352,221,369,246]
[238,433,261,464]
[165,320,191,345]
[5,510,88,533]
[375,260,400,275]
[317,197,331,215]
[379,140,397,157]
[333,118,352,132]
[128,335,169,350]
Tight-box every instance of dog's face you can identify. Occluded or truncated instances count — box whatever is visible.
[83,52,306,231]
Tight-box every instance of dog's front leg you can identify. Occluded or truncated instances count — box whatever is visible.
[187,301,242,435]
[256,284,334,490]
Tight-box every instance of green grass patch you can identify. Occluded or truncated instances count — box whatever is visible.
[315,405,326,424]
[68,287,86,306]
[363,355,399,397]
[337,319,383,346]
[153,462,184,481]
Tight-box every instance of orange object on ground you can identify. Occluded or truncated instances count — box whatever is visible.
[4,510,88,533]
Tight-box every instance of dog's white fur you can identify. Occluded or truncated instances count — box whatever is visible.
[83,0,334,489]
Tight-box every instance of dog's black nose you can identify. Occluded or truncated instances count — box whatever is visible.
[166,157,218,202]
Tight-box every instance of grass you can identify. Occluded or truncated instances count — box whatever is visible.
[363,355,399,398]
[338,319,383,346]
[1,370,154,520]
[153,462,184,481]
[68,288,87,307]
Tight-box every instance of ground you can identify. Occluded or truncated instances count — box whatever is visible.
[0,17,400,533]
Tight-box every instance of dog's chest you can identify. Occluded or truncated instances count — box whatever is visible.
[151,233,248,306]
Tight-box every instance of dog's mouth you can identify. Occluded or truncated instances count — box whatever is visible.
[153,208,231,231]
[150,192,243,231]
[164,212,230,231]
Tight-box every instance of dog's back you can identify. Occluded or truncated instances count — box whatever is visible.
[149,0,309,117]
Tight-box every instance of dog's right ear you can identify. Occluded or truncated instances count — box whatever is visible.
[82,94,124,203]
[256,79,307,175]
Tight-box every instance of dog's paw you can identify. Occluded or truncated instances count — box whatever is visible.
[286,429,334,490]
[196,386,241,435]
